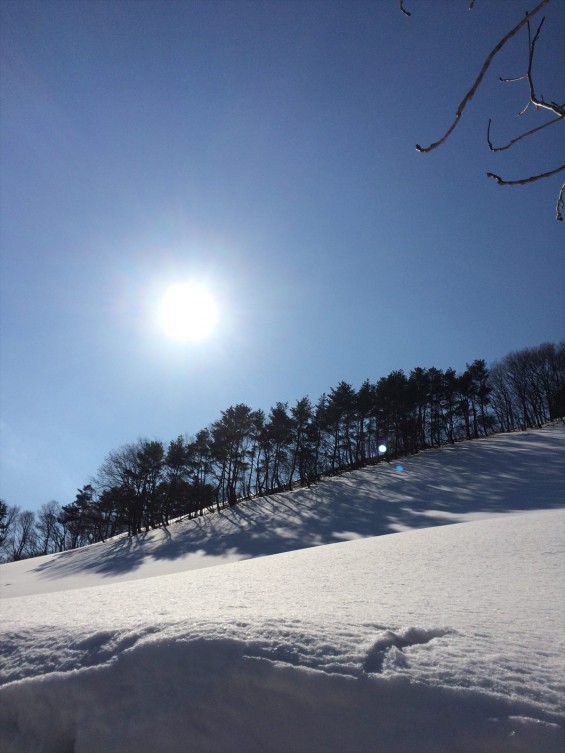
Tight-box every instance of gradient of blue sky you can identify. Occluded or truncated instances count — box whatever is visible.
[1,0,563,510]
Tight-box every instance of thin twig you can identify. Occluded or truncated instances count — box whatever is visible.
[486,164,565,185]
[399,1,411,17]
[487,115,562,151]
[519,100,532,117]
[528,13,542,50]
[416,0,551,153]
[556,182,565,221]
[499,73,527,83]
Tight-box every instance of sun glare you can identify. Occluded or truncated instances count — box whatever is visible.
[159,283,219,342]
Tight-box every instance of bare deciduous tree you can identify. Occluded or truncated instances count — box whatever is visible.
[403,0,564,219]
[0,501,19,562]
[36,500,65,555]
[490,342,565,429]
[7,509,37,561]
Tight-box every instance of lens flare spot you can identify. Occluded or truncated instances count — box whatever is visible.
[378,444,387,454]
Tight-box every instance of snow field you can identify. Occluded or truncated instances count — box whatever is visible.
[0,426,564,752]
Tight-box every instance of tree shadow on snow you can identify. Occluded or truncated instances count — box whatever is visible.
[32,427,565,581]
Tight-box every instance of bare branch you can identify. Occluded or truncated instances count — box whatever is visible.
[399,1,411,17]
[526,17,565,118]
[556,183,565,221]
[415,0,551,153]
[498,17,564,118]
[487,115,562,151]
[486,164,565,186]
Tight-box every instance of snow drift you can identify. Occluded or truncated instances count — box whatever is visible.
[1,426,564,752]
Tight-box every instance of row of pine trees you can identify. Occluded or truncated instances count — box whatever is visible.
[1,341,563,561]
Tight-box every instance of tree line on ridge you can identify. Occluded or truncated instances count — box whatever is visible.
[1,341,563,562]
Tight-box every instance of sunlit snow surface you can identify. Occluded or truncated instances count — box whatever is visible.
[1,427,564,753]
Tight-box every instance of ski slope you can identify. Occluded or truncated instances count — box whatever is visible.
[1,426,564,753]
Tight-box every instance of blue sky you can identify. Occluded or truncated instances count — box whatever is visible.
[1,0,563,511]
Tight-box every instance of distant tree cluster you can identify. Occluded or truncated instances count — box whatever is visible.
[1,341,563,563]
[0,499,65,563]
[489,341,565,430]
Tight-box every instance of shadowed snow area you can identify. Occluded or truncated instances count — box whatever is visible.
[3,425,564,597]
[0,426,564,753]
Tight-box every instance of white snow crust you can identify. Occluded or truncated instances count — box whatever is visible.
[1,426,564,752]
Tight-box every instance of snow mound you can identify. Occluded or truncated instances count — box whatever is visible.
[2,634,563,753]
[1,507,564,753]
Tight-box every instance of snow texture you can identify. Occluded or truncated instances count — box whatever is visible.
[1,426,564,753]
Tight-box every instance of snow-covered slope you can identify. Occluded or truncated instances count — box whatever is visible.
[3,425,564,598]
[1,427,564,753]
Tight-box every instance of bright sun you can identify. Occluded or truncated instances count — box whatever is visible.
[159,283,219,342]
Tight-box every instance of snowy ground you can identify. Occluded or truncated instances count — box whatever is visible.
[1,426,564,752]
[5,425,564,598]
